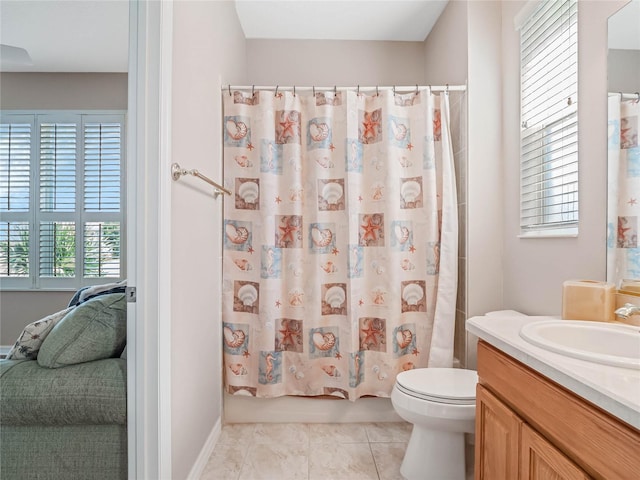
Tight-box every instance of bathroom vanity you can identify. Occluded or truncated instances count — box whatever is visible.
[467,315,640,480]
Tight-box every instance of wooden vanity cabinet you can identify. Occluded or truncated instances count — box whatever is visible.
[474,341,640,480]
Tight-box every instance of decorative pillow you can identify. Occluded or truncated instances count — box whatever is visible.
[67,280,127,307]
[38,293,127,369]
[5,307,75,360]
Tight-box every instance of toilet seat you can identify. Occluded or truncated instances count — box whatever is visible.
[395,368,477,405]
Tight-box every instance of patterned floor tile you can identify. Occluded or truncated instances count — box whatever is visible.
[253,423,310,446]
[308,442,378,480]
[364,422,412,443]
[218,423,257,446]
[370,442,407,480]
[309,423,369,444]
[199,443,245,480]
[239,442,308,480]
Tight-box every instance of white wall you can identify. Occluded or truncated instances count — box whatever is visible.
[501,0,628,315]
[246,39,426,86]
[170,1,246,478]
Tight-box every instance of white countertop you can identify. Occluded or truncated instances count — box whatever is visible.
[466,314,640,430]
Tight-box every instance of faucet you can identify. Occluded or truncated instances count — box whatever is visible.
[614,303,640,320]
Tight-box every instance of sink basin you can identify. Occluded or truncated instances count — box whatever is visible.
[519,320,640,370]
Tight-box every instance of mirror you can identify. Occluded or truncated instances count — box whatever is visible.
[607,0,640,289]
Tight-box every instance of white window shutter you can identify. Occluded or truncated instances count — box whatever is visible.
[0,112,125,288]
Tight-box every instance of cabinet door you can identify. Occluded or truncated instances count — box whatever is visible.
[520,424,591,480]
[475,384,522,480]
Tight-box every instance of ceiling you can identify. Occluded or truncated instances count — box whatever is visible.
[3,0,636,73]
[0,0,447,73]
[0,0,129,72]
[608,0,640,50]
[235,1,448,41]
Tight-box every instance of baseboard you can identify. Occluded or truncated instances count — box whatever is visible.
[224,394,403,424]
[186,417,221,480]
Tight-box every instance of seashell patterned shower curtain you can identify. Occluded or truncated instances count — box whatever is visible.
[222,88,457,400]
[607,95,640,283]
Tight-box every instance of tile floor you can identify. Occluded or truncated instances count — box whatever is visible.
[199,422,408,480]
[200,422,473,480]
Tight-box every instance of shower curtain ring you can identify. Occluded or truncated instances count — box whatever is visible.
[228,85,232,96]
[393,86,396,96]
[636,92,640,103]
[275,86,279,97]
[252,85,255,97]
[293,85,296,97]
[376,86,379,97]
[446,84,449,94]
[334,85,337,97]
[312,86,315,96]
[415,84,419,95]
[357,85,360,96]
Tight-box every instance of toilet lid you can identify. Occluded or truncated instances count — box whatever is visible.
[396,368,478,405]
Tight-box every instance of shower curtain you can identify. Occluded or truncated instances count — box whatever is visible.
[607,94,640,284]
[222,88,457,400]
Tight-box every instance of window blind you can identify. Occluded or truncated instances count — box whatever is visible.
[520,0,578,234]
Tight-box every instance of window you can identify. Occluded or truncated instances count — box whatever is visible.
[0,112,125,289]
[519,0,578,236]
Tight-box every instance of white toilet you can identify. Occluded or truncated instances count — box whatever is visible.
[391,368,478,480]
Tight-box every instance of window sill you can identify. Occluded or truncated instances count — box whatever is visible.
[518,228,578,239]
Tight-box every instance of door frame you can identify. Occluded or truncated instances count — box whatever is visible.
[127,1,173,478]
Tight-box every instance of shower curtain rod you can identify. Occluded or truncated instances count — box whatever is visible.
[608,92,640,101]
[223,84,466,94]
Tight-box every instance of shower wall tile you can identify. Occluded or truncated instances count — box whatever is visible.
[452,92,468,368]
[457,257,467,313]
[450,94,462,155]
[454,309,467,367]
[458,202,467,258]
[455,148,467,205]
[460,93,468,157]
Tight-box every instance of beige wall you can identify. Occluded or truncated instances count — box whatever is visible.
[0,72,128,346]
[0,73,128,110]
[246,39,426,86]
[608,49,640,93]
[501,0,627,315]
[0,291,73,346]
[170,1,246,478]
[467,0,503,319]
[423,0,468,86]
[421,0,469,366]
